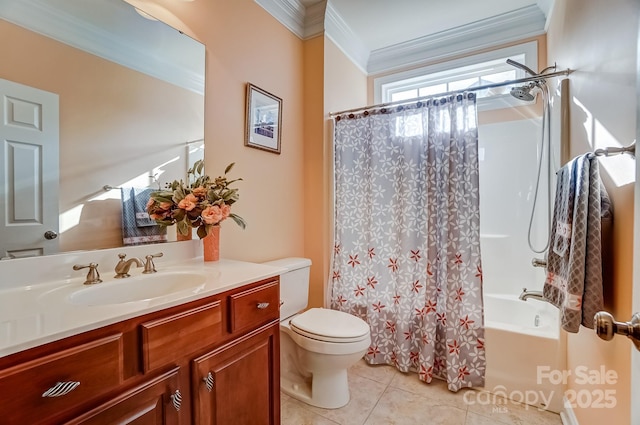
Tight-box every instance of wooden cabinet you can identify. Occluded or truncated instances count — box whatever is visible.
[64,368,182,425]
[0,277,280,425]
[0,333,124,425]
[192,323,279,425]
[140,301,223,373]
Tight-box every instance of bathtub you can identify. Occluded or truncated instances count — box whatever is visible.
[483,293,565,413]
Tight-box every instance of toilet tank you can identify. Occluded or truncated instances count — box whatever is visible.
[262,257,311,320]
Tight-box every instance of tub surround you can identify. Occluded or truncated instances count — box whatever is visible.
[0,240,285,356]
[483,293,564,413]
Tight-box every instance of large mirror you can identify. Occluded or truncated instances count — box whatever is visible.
[0,0,205,258]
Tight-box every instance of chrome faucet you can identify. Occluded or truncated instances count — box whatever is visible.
[519,287,545,302]
[114,253,143,278]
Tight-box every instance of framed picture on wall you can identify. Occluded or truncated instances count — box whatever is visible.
[245,83,282,154]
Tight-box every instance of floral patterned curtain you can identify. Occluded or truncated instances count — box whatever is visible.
[331,94,485,391]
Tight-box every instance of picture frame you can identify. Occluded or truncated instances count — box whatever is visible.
[245,83,282,154]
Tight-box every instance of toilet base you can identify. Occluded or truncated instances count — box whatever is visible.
[281,368,350,409]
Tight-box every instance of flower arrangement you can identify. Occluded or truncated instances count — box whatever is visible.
[146,160,246,239]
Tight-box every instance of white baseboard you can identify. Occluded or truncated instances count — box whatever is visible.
[560,396,579,425]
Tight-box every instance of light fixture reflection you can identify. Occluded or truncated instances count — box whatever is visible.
[134,7,158,21]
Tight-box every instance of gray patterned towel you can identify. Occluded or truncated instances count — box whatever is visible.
[121,187,167,246]
[543,154,611,333]
[132,187,156,227]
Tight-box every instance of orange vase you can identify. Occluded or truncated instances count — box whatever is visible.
[203,226,220,262]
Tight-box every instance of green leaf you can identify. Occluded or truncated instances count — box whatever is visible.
[155,219,174,227]
[222,189,239,202]
[229,213,247,229]
[224,162,235,174]
[173,209,185,221]
[176,220,189,235]
[196,225,208,239]
[196,160,205,175]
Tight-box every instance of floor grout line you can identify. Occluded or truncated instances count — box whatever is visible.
[359,373,393,425]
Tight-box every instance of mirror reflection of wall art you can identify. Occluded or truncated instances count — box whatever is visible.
[245,83,282,154]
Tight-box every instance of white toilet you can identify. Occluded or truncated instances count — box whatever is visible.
[263,258,371,409]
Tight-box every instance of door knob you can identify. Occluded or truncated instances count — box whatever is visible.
[593,311,640,351]
[44,230,58,240]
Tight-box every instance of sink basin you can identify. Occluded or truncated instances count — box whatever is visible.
[68,272,207,306]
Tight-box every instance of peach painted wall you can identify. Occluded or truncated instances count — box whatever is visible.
[547,1,638,424]
[0,19,203,252]
[319,38,368,307]
[302,35,326,309]
[127,0,306,262]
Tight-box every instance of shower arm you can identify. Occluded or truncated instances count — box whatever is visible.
[506,59,539,77]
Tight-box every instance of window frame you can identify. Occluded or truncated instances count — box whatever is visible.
[374,41,539,111]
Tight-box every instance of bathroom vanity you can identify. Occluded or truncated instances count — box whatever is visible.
[0,243,284,425]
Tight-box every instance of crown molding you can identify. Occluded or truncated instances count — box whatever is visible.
[324,2,368,73]
[304,1,326,38]
[254,0,367,70]
[0,0,204,94]
[254,0,307,39]
[367,5,547,75]
[253,1,547,76]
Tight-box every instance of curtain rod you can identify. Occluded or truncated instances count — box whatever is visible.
[329,68,573,117]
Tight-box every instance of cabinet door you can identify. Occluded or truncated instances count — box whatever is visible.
[65,368,182,425]
[192,322,280,425]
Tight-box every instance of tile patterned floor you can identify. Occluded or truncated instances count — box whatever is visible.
[281,359,563,425]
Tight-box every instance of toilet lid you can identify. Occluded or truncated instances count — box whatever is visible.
[290,308,370,343]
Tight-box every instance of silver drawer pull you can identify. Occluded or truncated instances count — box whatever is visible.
[42,381,80,397]
[203,372,214,392]
[256,302,270,309]
[170,389,182,411]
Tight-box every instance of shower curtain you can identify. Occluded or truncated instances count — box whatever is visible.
[330,94,485,391]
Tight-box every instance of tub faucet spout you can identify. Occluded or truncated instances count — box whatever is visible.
[519,288,545,302]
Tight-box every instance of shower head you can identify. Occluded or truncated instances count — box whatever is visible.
[506,59,539,77]
[510,84,536,101]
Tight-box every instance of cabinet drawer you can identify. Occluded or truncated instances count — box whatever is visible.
[64,367,181,425]
[229,280,279,333]
[0,333,123,425]
[141,301,222,373]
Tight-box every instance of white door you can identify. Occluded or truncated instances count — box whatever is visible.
[0,78,59,258]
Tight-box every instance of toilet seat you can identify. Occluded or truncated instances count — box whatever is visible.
[289,308,369,343]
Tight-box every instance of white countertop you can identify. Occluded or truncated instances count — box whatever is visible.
[0,245,286,357]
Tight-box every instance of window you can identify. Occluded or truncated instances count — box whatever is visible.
[375,41,538,111]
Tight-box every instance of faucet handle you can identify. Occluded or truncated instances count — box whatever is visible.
[73,263,102,285]
[143,252,163,274]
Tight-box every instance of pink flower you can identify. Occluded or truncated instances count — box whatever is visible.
[178,194,198,211]
[192,186,208,198]
[150,210,170,220]
[220,204,231,219]
[202,205,223,224]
